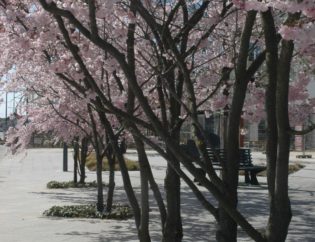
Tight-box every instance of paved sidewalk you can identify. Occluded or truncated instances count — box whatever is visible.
[0,147,314,242]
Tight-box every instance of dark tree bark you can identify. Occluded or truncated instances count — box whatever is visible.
[267,39,294,242]
[262,11,300,242]
[88,105,104,212]
[105,136,115,213]
[79,137,88,184]
[73,138,79,184]
[163,71,183,242]
[94,140,104,212]
[125,3,151,240]
[126,122,167,236]
[261,9,279,240]
[133,136,151,242]
[163,153,182,242]
[96,108,144,239]
[263,38,294,242]
[218,11,257,242]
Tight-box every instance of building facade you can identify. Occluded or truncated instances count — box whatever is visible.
[180,112,315,151]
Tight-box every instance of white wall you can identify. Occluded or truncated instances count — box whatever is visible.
[307,78,315,98]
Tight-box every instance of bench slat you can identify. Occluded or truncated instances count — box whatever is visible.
[182,141,266,185]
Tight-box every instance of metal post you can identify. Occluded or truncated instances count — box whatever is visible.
[5,91,8,131]
[303,131,305,156]
[63,143,68,172]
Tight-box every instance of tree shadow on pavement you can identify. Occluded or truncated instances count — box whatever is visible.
[34,172,315,242]
[30,190,97,204]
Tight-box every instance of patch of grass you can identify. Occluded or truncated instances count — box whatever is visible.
[47,180,106,189]
[85,153,139,171]
[288,163,305,174]
[43,204,133,220]
[256,163,305,177]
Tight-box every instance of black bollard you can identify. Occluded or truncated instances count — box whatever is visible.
[63,143,68,172]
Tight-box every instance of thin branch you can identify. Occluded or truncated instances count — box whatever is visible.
[290,123,315,135]
[47,98,90,137]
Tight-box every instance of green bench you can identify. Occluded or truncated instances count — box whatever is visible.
[181,140,266,185]
[206,148,266,185]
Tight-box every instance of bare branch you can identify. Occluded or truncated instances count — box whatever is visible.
[291,123,315,135]
[88,0,98,38]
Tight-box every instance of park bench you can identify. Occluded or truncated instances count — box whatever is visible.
[181,140,266,185]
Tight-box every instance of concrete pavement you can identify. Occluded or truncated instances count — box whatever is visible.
[0,147,314,241]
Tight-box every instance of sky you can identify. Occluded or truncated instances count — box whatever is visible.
[0,80,314,118]
[0,92,20,118]
[308,80,315,98]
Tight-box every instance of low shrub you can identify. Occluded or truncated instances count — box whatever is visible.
[47,180,106,189]
[288,163,305,174]
[85,154,139,171]
[43,204,133,220]
[256,163,305,177]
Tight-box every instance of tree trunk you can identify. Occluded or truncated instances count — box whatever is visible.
[217,11,257,242]
[266,38,295,242]
[88,106,104,212]
[162,69,183,242]
[97,109,142,233]
[164,127,182,242]
[261,9,279,240]
[134,137,151,242]
[73,139,79,184]
[95,140,104,212]
[163,156,182,242]
[105,141,115,213]
[262,11,300,241]
[218,86,242,242]
[128,123,167,235]
[143,141,166,232]
[79,137,88,184]
[146,152,167,234]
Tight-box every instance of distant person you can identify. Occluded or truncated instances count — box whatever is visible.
[186,139,199,159]
[119,138,127,154]
[208,132,220,149]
